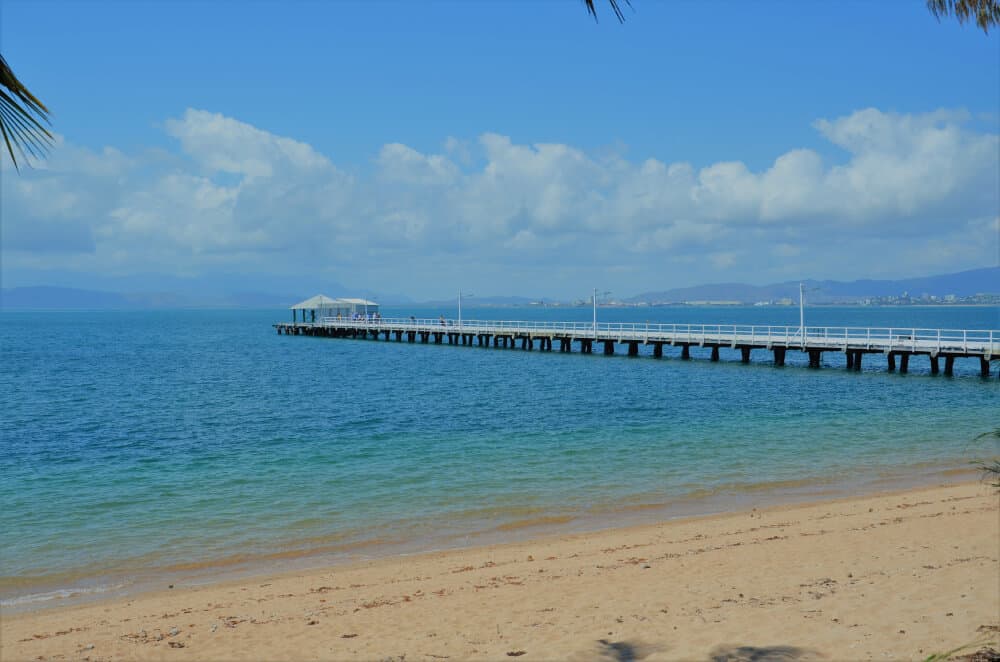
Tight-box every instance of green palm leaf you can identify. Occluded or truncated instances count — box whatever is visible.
[0,54,52,171]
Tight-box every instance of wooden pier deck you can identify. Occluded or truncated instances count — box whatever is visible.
[275,318,1000,377]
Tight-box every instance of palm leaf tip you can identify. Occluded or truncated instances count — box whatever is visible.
[0,53,53,171]
[584,0,630,23]
[926,0,1000,33]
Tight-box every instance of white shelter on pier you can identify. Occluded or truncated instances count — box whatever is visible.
[290,295,380,323]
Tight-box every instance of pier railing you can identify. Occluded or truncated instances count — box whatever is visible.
[317,317,998,354]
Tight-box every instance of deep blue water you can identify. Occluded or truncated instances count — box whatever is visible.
[1,305,997,608]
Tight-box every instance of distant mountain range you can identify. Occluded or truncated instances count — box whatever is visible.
[2,267,997,310]
[0,287,303,310]
[627,267,999,304]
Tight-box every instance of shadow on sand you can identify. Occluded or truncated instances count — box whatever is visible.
[583,639,823,662]
[589,638,664,662]
[708,644,824,661]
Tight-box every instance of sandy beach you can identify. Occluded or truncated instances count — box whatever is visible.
[2,481,997,661]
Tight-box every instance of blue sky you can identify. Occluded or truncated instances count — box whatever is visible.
[2,0,998,300]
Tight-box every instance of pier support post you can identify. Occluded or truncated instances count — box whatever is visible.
[853,351,863,371]
[581,339,592,354]
[944,356,954,376]
[407,331,415,343]
[434,333,443,344]
[653,343,663,359]
[681,345,691,360]
[981,357,991,378]
[603,340,615,355]
[930,355,939,375]
[741,347,751,363]
[560,338,570,352]
[773,347,786,367]
[899,353,910,374]
[887,353,896,372]
[420,332,429,343]
[710,346,720,362]
[808,350,822,368]
[846,351,854,370]
[627,341,639,357]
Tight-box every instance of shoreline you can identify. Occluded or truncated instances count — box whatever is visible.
[3,480,997,661]
[1,460,984,616]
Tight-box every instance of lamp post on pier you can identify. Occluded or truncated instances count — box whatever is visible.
[459,291,473,330]
[593,288,611,336]
[799,282,820,346]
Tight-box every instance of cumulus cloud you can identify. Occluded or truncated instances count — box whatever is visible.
[2,107,997,296]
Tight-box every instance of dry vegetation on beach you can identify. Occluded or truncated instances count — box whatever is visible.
[2,481,997,661]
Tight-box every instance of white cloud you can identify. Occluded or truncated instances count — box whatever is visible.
[2,107,997,297]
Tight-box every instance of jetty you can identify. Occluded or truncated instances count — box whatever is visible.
[275,316,1000,378]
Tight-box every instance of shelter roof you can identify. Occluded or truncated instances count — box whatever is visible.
[290,294,341,309]
[337,298,379,306]
[289,295,380,309]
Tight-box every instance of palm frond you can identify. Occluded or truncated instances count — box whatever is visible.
[972,428,1000,490]
[0,54,52,171]
[927,0,1000,33]
[583,0,631,23]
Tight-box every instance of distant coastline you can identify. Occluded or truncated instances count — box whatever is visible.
[2,266,997,310]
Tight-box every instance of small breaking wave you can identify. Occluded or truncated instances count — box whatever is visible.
[0,581,131,609]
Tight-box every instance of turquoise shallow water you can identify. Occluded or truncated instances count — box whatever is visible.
[1,305,998,609]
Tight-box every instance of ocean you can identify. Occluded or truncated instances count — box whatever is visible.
[1,305,997,610]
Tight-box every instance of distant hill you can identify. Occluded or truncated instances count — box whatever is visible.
[3,267,996,310]
[0,287,301,310]
[0,286,412,310]
[628,267,999,304]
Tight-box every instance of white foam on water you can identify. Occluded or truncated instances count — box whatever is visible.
[1,581,131,609]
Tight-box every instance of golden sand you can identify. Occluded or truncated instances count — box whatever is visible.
[2,481,997,661]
